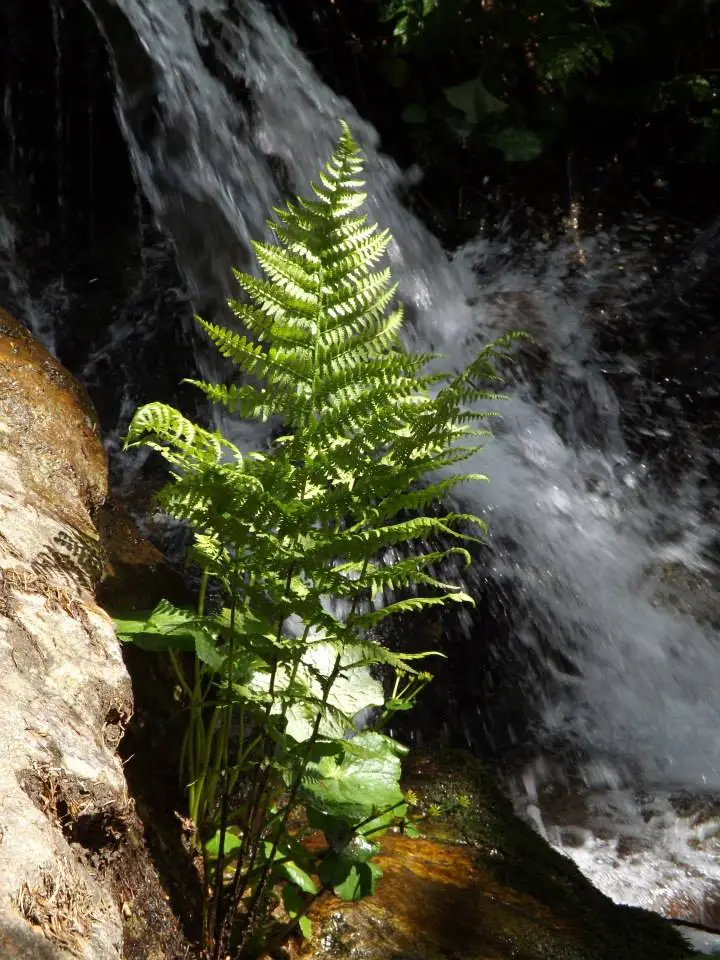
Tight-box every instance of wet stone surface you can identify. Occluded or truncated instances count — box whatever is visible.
[288,750,693,960]
[0,312,195,959]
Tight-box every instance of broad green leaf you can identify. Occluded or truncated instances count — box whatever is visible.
[444,77,507,125]
[301,731,406,825]
[114,601,210,653]
[317,851,351,890]
[299,915,313,939]
[282,882,305,917]
[357,804,405,840]
[251,642,385,743]
[112,612,155,636]
[332,864,368,901]
[306,807,353,850]
[490,127,543,162]
[393,14,409,39]
[194,631,224,672]
[113,630,195,653]
[275,860,318,895]
[204,828,243,859]
[344,833,381,863]
[319,854,382,901]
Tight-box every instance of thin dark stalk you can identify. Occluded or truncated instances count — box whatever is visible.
[258,886,332,957]
[209,561,242,958]
[235,559,370,952]
[236,652,344,953]
[214,565,306,950]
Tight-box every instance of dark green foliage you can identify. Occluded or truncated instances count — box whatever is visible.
[378,0,720,163]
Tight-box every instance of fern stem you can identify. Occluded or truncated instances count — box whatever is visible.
[238,557,370,949]
[209,559,242,954]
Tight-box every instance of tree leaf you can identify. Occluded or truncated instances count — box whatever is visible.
[402,103,428,124]
[490,126,544,162]
[444,77,508,124]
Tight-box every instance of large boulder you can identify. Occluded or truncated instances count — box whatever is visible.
[0,309,107,533]
[0,309,131,959]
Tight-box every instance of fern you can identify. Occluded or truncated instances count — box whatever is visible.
[118,121,518,959]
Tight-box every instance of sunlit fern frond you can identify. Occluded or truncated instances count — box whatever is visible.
[126,120,516,634]
[124,402,238,471]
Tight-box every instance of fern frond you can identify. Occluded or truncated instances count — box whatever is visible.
[124,402,237,470]
[371,474,489,523]
[235,273,317,319]
[353,589,475,629]
[184,380,303,423]
[303,513,486,570]
[197,319,313,392]
[251,242,320,296]
[324,547,472,598]
[338,640,444,674]
[228,297,316,346]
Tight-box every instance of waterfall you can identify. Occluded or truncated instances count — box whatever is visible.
[64,0,718,925]
[0,0,715,925]
[80,0,720,795]
[0,211,68,354]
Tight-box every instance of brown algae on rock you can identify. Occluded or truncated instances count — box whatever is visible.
[290,749,693,960]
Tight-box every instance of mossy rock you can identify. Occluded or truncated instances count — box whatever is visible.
[400,749,694,959]
[291,748,694,960]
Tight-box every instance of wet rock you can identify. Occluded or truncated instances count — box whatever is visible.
[0,308,107,535]
[290,750,693,960]
[0,312,198,960]
[95,496,190,614]
[0,311,135,959]
[650,561,720,629]
[0,309,128,958]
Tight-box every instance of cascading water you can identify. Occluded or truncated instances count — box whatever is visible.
[3,0,720,934]
[85,0,720,781]
[0,210,67,353]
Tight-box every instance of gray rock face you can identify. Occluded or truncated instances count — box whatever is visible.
[0,310,133,959]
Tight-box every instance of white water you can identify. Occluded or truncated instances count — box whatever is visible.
[9,0,711,923]
[85,0,720,786]
[0,211,67,353]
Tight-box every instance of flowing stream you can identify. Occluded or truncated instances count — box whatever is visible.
[3,0,720,934]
